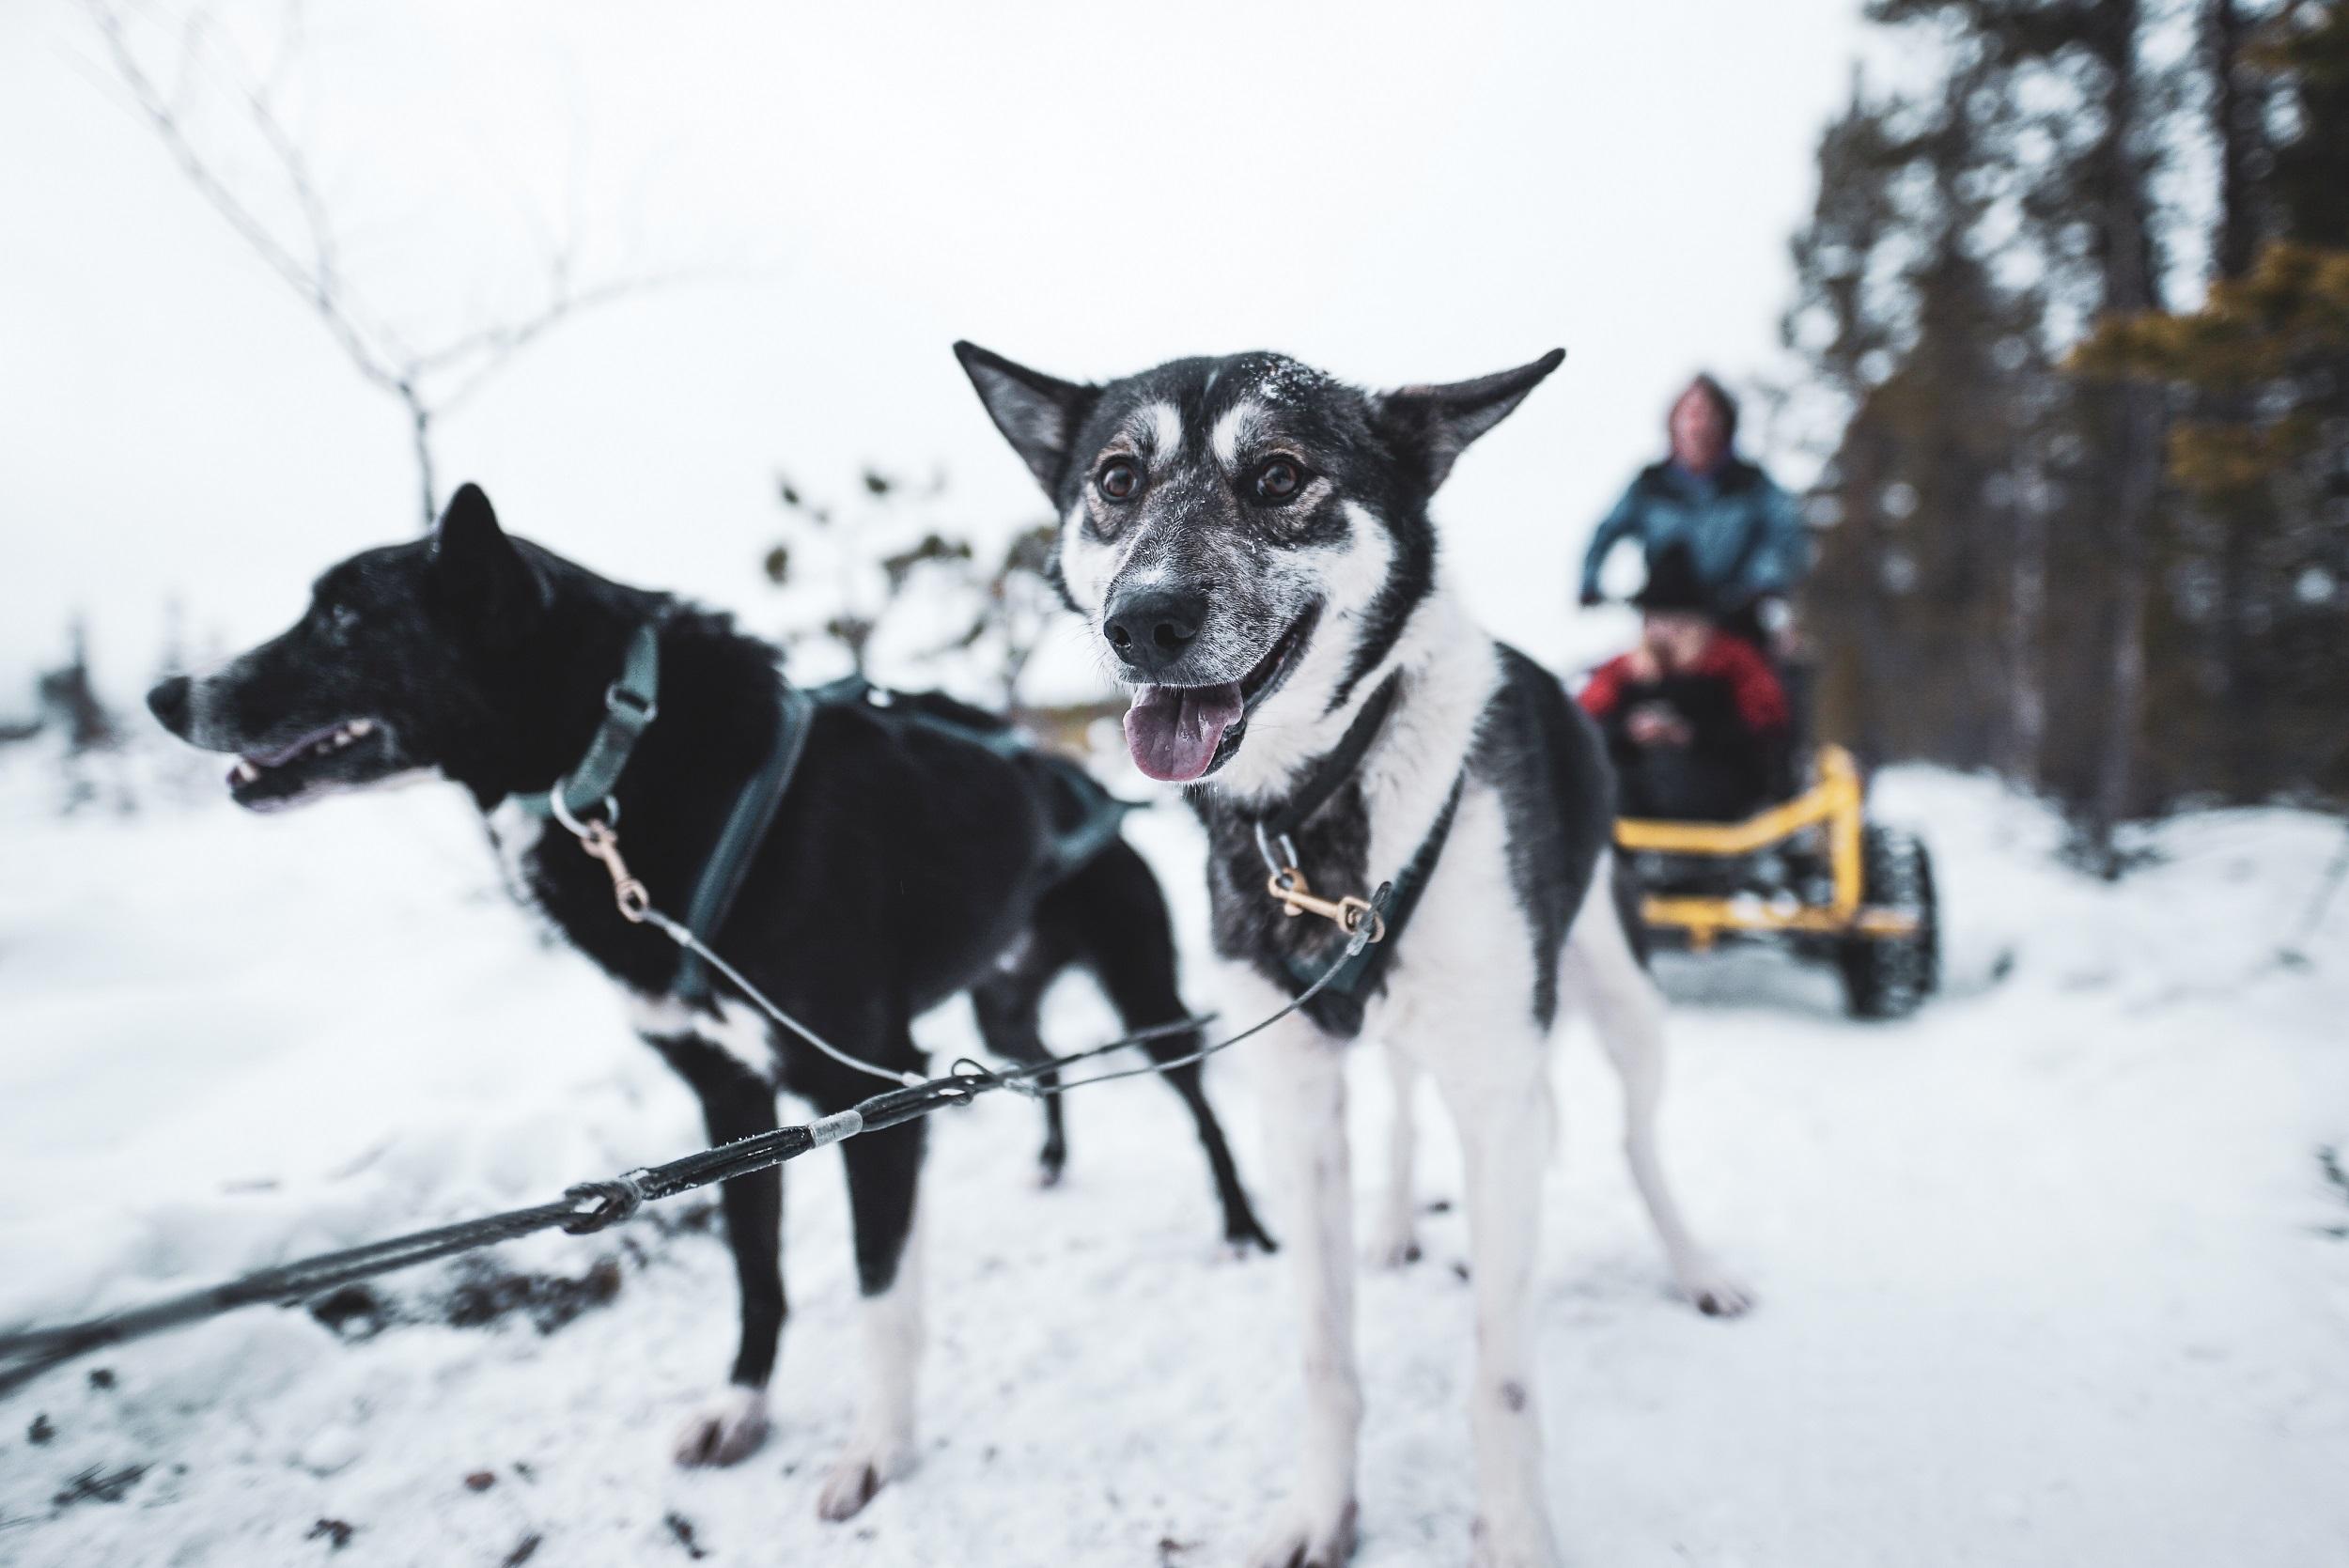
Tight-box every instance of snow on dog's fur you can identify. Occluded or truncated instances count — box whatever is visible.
[958,342,1753,1568]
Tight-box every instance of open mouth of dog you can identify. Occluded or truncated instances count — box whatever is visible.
[1122,604,1319,784]
[226,718,391,811]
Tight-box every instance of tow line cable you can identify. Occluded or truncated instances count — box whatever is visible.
[0,801,1391,1398]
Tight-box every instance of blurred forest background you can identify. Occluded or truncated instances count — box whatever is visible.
[1785,0,2349,871]
[7,0,2345,880]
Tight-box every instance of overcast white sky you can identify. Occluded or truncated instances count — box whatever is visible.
[1,0,1865,703]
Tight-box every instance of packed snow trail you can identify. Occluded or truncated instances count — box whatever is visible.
[2,749,2344,1567]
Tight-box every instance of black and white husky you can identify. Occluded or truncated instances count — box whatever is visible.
[144,485,1270,1521]
[957,343,1753,1568]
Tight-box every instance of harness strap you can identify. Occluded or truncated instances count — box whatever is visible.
[672,680,817,1002]
[1261,675,1401,844]
[514,622,663,823]
[1034,755,1143,879]
[1237,668,1467,1032]
[506,620,815,1004]
[527,645,1132,1003]
[1283,770,1466,1027]
[820,674,1137,881]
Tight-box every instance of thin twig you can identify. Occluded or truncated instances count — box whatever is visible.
[85,0,401,395]
[80,0,687,521]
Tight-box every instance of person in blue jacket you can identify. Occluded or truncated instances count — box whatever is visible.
[1579,373,1809,652]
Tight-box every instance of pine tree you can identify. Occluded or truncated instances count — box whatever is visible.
[2074,1,2349,805]
[1784,0,2349,847]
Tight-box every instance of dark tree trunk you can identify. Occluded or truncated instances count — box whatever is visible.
[2204,0,2263,281]
[2201,0,2272,800]
[2003,492,2048,788]
[2082,0,2168,875]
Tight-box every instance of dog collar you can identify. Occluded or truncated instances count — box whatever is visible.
[1253,674,1402,854]
[512,618,822,1002]
[1276,773,1464,1033]
[514,621,665,825]
[1239,672,1468,1033]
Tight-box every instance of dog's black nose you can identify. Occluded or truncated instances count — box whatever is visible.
[1103,587,1208,676]
[147,675,192,736]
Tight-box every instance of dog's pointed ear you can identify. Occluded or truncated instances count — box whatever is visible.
[1373,349,1566,494]
[432,482,506,567]
[430,483,544,627]
[954,341,1097,498]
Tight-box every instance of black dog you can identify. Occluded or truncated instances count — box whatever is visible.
[146,484,1269,1520]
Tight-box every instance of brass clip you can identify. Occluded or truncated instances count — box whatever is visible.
[1266,867,1386,942]
[577,818,652,923]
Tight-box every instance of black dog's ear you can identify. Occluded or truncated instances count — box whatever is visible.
[430,483,543,626]
[954,341,1097,498]
[1373,349,1566,494]
[432,482,504,563]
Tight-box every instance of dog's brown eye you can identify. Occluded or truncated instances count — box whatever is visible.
[1097,461,1139,501]
[1252,458,1302,502]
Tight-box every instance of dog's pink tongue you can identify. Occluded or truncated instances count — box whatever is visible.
[1124,683,1244,783]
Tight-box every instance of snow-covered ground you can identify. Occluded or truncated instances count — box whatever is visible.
[2,742,2345,1567]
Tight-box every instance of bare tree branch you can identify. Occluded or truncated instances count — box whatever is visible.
[80,0,688,525]
[86,0,401,394]
[423,273,677,412]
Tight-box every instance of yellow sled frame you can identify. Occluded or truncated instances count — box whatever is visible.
[1614,744,1921,952]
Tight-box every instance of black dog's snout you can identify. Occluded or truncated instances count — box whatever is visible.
[147,675,193,736]
[1104,587,1207,675]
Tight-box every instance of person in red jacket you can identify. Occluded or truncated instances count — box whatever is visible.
[1579,543,1790,821]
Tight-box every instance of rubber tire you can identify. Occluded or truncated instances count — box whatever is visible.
[1838,826,1939,1019]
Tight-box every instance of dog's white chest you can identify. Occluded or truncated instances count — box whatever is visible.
[484,797,550,902]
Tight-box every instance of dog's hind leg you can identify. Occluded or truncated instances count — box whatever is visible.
[971,942,1070,1185]
[1563,856,1753,1318]
[817,1093,926,1523]
[1138,1032,1277,1253]
[1058,840,1275,1252]
[643,1028,784,1467]
[1245,994,1360,1568]
[1366,1044,1423,1267]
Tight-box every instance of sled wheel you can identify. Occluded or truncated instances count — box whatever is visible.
[1838,826,1939,1019]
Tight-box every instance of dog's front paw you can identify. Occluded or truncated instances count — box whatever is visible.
[1224,1216,1279,1258]
[1248,1498,1358,1568]
[1036,1143,1066,1188]
[815,1434,914,1522]
[1673,1255,1756,1318]
[672,1386,769,1467]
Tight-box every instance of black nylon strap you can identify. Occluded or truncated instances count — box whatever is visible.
[673,680,817,1001]
[1284,770,1466,1032]
[512,621,664,823]
[1260,675,1402,844]
[1032,754,1142,878]
[820,675,1135,881]
[1239,670,1468,1034]
[672,676,1131,999]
